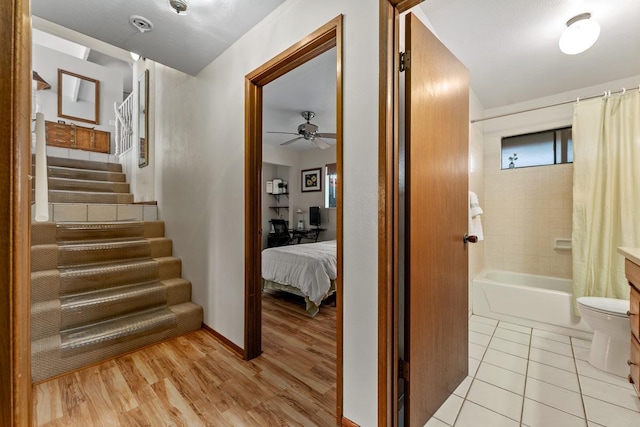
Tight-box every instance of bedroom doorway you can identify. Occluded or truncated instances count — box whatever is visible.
[244,15,344,422]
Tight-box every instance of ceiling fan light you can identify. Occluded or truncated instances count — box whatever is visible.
[559,13,600,55]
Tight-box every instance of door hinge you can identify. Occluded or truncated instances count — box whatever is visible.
[399,50,410,72]
[399,358,410,380]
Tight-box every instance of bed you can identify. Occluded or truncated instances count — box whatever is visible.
[261,240,337,316]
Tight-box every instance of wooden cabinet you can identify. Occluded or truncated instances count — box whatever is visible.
[625,257,640,398]
[45,121,110,153]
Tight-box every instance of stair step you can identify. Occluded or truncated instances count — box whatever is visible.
[31,302,202,383]
[59,281,168,330]
[45,166,126,183]
[45,156,122,173]
[163,278,193,305]
[58,239,151,267]
[31,281,168,340]
[48,190,134,204]
[56,221,145,242]
[59,259,160,295]
[45,177,130,194]
[156,256,182,280]
[149,237,173,258]
[60,306,177,357]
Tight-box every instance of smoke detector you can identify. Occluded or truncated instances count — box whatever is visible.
[169,0,189,15]
[130,15,154,33]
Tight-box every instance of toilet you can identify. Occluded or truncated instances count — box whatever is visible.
[577,297,630,377]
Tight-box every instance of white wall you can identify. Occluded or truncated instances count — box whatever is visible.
[121,59,156,202]
[32,44,122,151]
[153,1,378,424]
[479,75,640,279]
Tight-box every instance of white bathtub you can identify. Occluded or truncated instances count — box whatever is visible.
[472,270,593,339]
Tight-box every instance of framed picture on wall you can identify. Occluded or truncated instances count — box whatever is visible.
[301,168,322,192]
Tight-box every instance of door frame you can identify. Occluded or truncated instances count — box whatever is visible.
[378,1,426,426]
[243,15,344,423]
[1,0,33,425]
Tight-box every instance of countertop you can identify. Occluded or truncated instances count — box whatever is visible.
[618,247,640,266]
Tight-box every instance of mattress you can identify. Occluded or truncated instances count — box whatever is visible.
[261,240,337,306]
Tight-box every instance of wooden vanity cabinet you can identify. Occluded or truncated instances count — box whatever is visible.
[45,120,110,153]
[626,258,640,398]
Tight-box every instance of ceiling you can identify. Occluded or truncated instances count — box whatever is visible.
[32,0,285,76]
[31,0,640,115]
[263,48,337,152]
[419,0,640,109]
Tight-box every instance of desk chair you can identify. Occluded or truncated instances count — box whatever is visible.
[267,219,291,247]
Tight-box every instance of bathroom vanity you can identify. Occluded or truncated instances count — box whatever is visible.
[619,247,640,398]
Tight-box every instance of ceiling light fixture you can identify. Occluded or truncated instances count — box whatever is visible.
[169,0,189,15]
[130,15,154,33]
[559,13,600,55]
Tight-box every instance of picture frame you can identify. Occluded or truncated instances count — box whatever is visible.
[301,168,322,192]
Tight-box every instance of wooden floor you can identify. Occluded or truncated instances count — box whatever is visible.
[33,292,337,426]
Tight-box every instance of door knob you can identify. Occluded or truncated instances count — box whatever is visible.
[463,234,478,244]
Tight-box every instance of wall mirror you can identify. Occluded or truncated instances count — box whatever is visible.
[138,69,149,168]
[57,69,100,124]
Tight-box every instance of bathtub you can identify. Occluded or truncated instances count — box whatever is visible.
[472,270,593,339]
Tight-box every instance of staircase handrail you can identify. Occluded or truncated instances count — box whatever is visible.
[114,93,134,157]
[34,112,49,222]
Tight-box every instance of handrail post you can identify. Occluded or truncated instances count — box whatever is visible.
[34,112,49,222]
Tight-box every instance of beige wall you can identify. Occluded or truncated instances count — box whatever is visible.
[483,154,573,278]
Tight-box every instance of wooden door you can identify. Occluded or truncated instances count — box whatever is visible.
[404,12,469,426]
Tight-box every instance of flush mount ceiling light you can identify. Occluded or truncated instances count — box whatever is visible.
[559,13,600,55]
[169,0,189,15]
[130,15,154,33]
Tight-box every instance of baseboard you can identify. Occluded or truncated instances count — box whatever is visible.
[341,416,360,427]
[201,323,244,357]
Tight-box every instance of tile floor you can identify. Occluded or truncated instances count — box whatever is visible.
[426,315,640,427]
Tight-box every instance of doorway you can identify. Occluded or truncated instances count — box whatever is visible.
[244,15,344,422]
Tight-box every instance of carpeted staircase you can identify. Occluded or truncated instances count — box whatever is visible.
[31,154,203,383]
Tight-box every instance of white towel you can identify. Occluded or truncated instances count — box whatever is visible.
[469,191,484,241]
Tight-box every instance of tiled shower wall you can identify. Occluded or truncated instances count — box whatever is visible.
[483,136,573,279]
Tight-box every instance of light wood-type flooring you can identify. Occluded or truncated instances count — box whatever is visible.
[33,291,337,426]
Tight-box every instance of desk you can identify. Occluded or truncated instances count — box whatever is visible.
[290,228,325,244]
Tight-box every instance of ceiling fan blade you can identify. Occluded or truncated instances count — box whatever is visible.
[313,138,331,150]
[267,131,299,135]
[315,132,336,139]
[280,136,303,146]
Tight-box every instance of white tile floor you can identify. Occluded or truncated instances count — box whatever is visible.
[426,315,640,427]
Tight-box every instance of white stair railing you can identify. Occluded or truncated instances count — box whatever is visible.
[114,93,134,156]
[34,112,49,222]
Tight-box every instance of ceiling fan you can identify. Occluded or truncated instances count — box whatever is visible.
[267,111,336,149]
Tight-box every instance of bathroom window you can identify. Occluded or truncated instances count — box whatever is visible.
[501,126,572,169]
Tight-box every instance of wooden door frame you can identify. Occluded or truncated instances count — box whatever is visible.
[244,15,344,423]
[378,1,425,426]
[1,0,32,425]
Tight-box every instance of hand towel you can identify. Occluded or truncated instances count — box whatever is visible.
[469,191,484,241]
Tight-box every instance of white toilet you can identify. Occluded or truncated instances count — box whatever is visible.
[577,297,630,377]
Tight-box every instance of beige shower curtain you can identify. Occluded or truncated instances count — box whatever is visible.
[572,90,640,303]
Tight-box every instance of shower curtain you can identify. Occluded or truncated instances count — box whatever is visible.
[572,90,640,303]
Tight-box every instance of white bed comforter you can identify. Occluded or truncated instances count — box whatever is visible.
[262,240,337,306]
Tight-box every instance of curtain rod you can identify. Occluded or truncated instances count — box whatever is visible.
[470,86,639,124]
